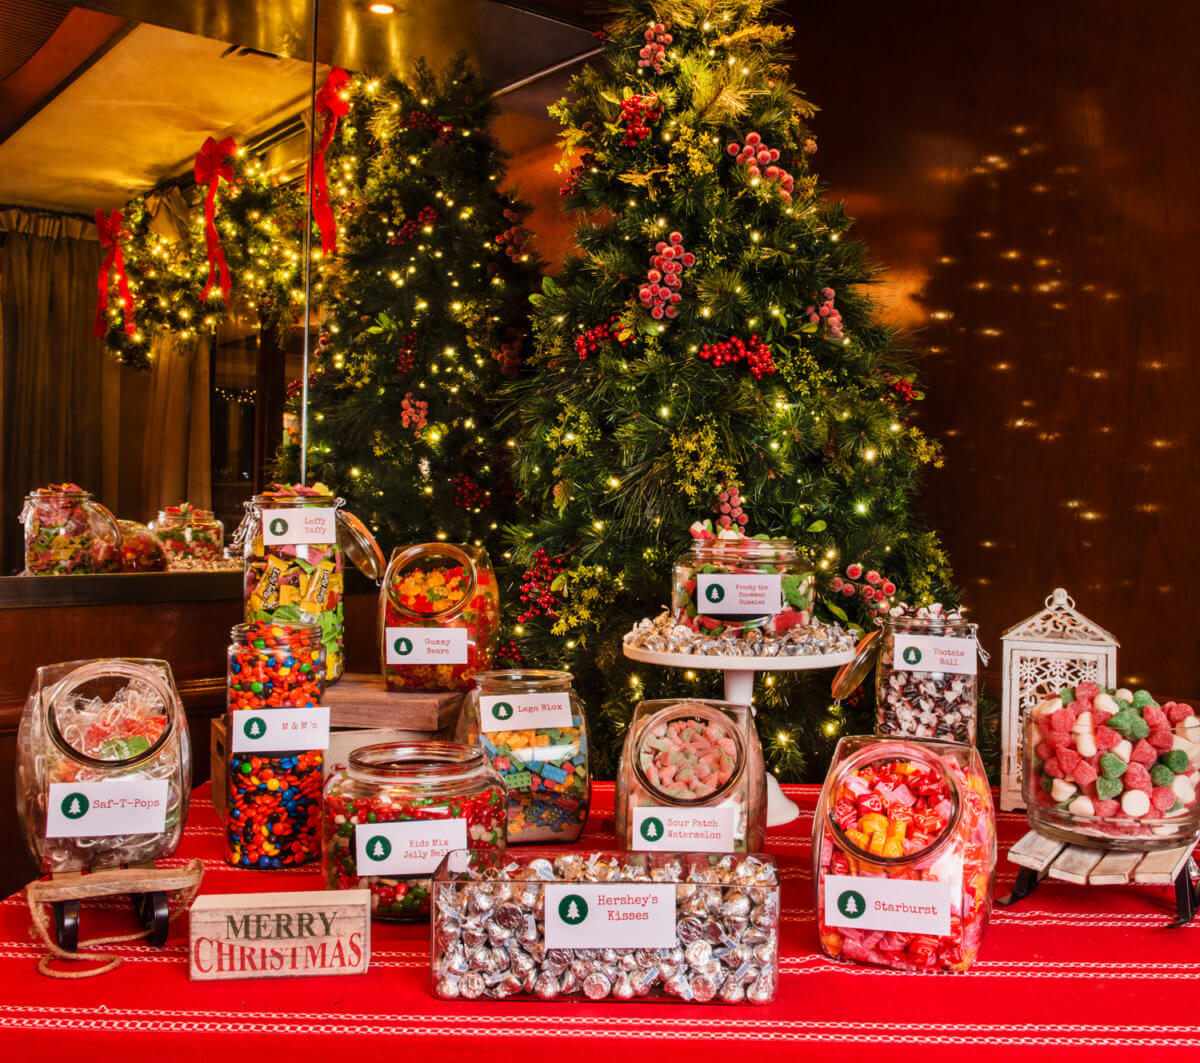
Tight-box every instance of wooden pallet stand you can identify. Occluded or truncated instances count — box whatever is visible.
[998,829,1200,926]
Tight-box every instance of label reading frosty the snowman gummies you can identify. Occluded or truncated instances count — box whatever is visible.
[385,628,469,665]
[696,573,783,616]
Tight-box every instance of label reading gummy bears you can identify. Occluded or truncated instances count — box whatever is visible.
[385,628,468,664]
[824,874,951,935]
[261,507,337,545]
[631,805,737,852]
[46,780,169,838]
[545,883,676,949]
[354,819,468,876]
[893,634,977,675]
[696,574,783,616]
[230,706,330,753]
[480,693,573,732]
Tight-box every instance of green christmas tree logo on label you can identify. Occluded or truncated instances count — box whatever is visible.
[366,835,392,863]
[61,793,90,820]
[704,584,726,604]
[243,716,267,740]
[837,889,866,920]
[492,702,514,722]
[558,894,588,925]
[639,816,665,842]
[903,646,923,666]
[269,517,289,537]
[393,637,413,657]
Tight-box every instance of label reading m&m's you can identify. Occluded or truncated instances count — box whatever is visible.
[261,508,337,545]
[545,883,676,949]
[46,780,169,838]
[696,574,782,616]
[354,819,468,876]
[631,805,737,852]
[385,628,469,665]
[231,706,330,753]
[480,693,573,732]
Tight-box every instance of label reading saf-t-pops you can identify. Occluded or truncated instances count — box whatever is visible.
[480,693,573,733]
[823,874,951,935]
[261,507,337,546]
[354,818,468,876]
[385,627,468,665]
[544,883,676,949]
[231,706,331,753]
[696,573,782,616]
[893,633,977,676]
[631,805,737,853]
[46,779,169,838]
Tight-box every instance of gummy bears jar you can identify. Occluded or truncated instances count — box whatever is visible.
[615,699,767,854]
[16,658,192,874]
[150,503,225,564]
[379,543,500,692]
[20,484,120,575]
[458,670,589,843]
[242,483,383,682]
[814,735,996,973]
[671,537,814,640]
[323,741,506,920]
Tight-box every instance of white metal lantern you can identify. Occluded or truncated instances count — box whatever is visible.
[1000,588,1119,811]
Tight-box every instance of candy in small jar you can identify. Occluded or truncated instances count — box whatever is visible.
[16,658,192,874]
[91,520,169,573]
[150,503,225,565]
[379,543,500,692]
[814,735,996,972]
[322,741,505,920]
[615,699,766,854]
[226,622,327,868]
[458,670,589,842]
[20,484,121,575]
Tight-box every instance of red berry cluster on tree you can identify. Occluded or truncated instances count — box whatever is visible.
[491,333,522,378]
[638,231,693,319]
[390,206,438,246]
[880,371,917,405]
[726,131,796,205]
[638,21,673,73]
[805,286,844,339]
[400,392,428,436]
[517,548,565,624]
[400,109,454,137]
[696,334,777,379]
[559,153,595,197]
[494,209,527,261]
[395,331,418,374]
[574,314,626,360]
[832,563,897,614]
[714,481,749,529]
[495,638,524,665]
[619,95,662,147]
[453,473,486,509]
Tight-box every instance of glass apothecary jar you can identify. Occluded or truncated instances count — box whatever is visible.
[615,698,767,854]
[813,735,996,973]
[16,658,192,874]
[322,741,505,921]
[1023,684,1200,849]
[20,484,120,575]
[379,543,500,692]
[671,536,814,640]
[150,503,225,564]
[242,484,383,682]
[458,670,589,843]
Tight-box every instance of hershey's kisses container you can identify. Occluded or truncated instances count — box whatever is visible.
[615,698,767,853]
[458,670,589,843]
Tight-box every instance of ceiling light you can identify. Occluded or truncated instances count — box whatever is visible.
[369,3,395,13]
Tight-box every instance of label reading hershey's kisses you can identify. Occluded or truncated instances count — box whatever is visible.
[480,693,573,733]
[46,780,169,838]
[696,573,783,616]
[231,706,330,753]
[260,507,337,545]
[544,883,676,949]
[631,805,738,852]
[823,874,951,935]
[385,627,469,665]
[893,633,977,676]
[354,818,468,876]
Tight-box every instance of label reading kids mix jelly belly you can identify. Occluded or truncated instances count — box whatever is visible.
[696,574,783,616]
[355,819,468,876]
[631,805,737,852]
[261,507,337,545]
[823,874,951,935]
[385,628,469,665]
[480,693,573,733]
[893,634,977,676]
[544,883,676,949]
[46,780,169,838]
[231,707,331,753]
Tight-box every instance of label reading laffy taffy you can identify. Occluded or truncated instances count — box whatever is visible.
[823,874,951,935]
[631,805,737,852]
[261,507,337,545]
[46,780,169,838]
[696,573,782,616]
[544,883,676,949]
[479,693,573,732]
[893,634,977,676]
[385,627,468,665]
[354,819,468,876]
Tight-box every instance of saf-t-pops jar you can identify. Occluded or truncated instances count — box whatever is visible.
[380,543,500,692]
[615,699,767,854]
[16,658,192,874]
[150,503,225,565]
[322,741,505,920]
[20,484,121,575]
[814,735,996,973]
[458,670,589,842]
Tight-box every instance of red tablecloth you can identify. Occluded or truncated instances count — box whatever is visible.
[0,782,1197,1060]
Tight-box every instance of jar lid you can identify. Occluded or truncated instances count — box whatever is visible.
[830,628,881,701]
[337,510,385,581]
[385,543,481,619]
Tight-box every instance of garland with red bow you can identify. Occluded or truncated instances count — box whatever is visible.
[92,209,136,339]
[308,68,351,257]
[193,135,237,300]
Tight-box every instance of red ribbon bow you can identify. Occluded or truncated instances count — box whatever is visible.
[194,135,237,301]
[93,209,136,339]
[307,68,351,256]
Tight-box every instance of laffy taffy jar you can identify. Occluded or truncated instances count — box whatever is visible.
[814,735,996,973]
[322,741,505,921]
[615,699,767,854]
[150,503,224,565]
[459,670,589,843]
[379,543,500,692]
[20,484,121,575]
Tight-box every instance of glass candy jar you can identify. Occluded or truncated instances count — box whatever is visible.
[615,699,767,853]
[20,484,120,575]
[150,503,225,564]
[322,741,505,920]
[458,670,589,843]
[380,543,500,692]
[16,658,192,874]
[814,735,996,973]
[242,483,383,682]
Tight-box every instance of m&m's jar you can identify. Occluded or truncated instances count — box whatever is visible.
[813,736,996,973]
[322,741,506,920]
[458,670,589,843]
[20,484,121,575]
[379,544,500,692]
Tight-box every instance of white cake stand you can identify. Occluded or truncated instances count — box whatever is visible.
[622,641,854,826]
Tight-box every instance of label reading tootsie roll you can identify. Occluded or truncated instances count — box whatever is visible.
[46,780,169,838]
[354,819,468,876]
[544,883,676,949]
[480,693,573,733]
[893,634,977,675]
[385,628,469,665]
[261,507,337,545]
[823,874,951,935]
[696,574,783,616]
[631,805,737,852]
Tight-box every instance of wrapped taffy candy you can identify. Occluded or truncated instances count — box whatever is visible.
[20,484,120,575]
[814,736,996,973]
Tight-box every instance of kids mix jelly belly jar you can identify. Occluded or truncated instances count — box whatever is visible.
[458,670,589,843]
[813,736,996,973]
[322,741,506,921]
[379,544,500,693]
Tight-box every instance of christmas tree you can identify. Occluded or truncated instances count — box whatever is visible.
[282,56,541,551]
[505,0,954,779]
